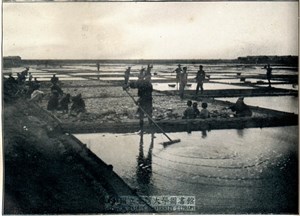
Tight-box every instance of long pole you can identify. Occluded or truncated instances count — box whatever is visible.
[125,89,174,142]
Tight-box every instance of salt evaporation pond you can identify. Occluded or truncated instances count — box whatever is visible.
[256,84,298,91]
[153,83,254,91]
[218,96,298,114]
[100,77,166,81]
[34,77,88,81]
[75,126,298,213]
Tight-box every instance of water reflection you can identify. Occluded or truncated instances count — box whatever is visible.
[236,129,244,138]
[136,131,154,185]
[201,130,208,138]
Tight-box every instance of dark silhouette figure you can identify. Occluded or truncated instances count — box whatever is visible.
[17,72,26,84]
[129,74,153,130]
[183,100,194,119]
[124,66,131,85]
[4,73,19,101]
[199,102,210,119]
[59,94,71,113]
[179,67,188,99]
[7,73,17,84]
[173,64,182,90]
[201,130,208,138]
[229,97,252,117]
[51,83,63,96]
[96,63,100,80]
[195,65,206,95]
[51,74,59,85]
[138,67,145,80]
[19,67,29,79]
[47,92,59,112]
[70,94,86,115]
[265,64,272,87]
[145,64,153,77]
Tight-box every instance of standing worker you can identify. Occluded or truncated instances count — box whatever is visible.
[265,64,272,88]
[179,67,188,99]
[51,74,59,85]
[145,64,153,77]
[195,65,206,95]
[124,66,131,85]
[173,64,182,90]
[129,73,153,131]
[138,67,146,80]
[96,62,100,80]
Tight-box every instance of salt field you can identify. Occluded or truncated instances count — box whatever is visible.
[4,62,298,213]
[218,96,298,114]
[153,82,255,91]
[75,126,298,213]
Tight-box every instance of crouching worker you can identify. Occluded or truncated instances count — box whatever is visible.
[183,100,195,119]
[128,74,153,130]
[70,94,86,117]
[227,97,252,117]
[47,91,59,114]
[59,93,71,114]
[200,102,210,119]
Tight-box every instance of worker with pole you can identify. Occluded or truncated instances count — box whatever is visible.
[123,72,180,146]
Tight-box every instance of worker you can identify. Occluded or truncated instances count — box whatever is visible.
[195,65,207,95]
[173,64,182,89]
[179,67,188,99]
[199,102,210,119]
[129,73,153,130]
[51,83,63,96]
[124,66,131,85]
[183,100,194,119]
[51,74,59,85]
[265,64,272,87]
[59,93,71,114]
[47,91,59,113]
[70,93,86,116]
[228,97,252,117]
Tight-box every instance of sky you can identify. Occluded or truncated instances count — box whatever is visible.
[3,2,298,60]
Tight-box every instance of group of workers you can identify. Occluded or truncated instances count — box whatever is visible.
[47,74,86,116]
[123,64,154,130]
[5,62,271,128]
[183,100,210,119]
[122,62,265,129]
[4,67,41,101]
[173,64,209,99]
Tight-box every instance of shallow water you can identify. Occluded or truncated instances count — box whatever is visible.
[153,82,254,91]
[218,96,298,114]
[75,126,298,213]
[257,84,298,91]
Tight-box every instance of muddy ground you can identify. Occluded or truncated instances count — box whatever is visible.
[37,80,265,124]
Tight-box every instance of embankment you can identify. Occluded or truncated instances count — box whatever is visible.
[3,99,154,214]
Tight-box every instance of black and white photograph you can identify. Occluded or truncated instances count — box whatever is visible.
[2,1,299,214]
